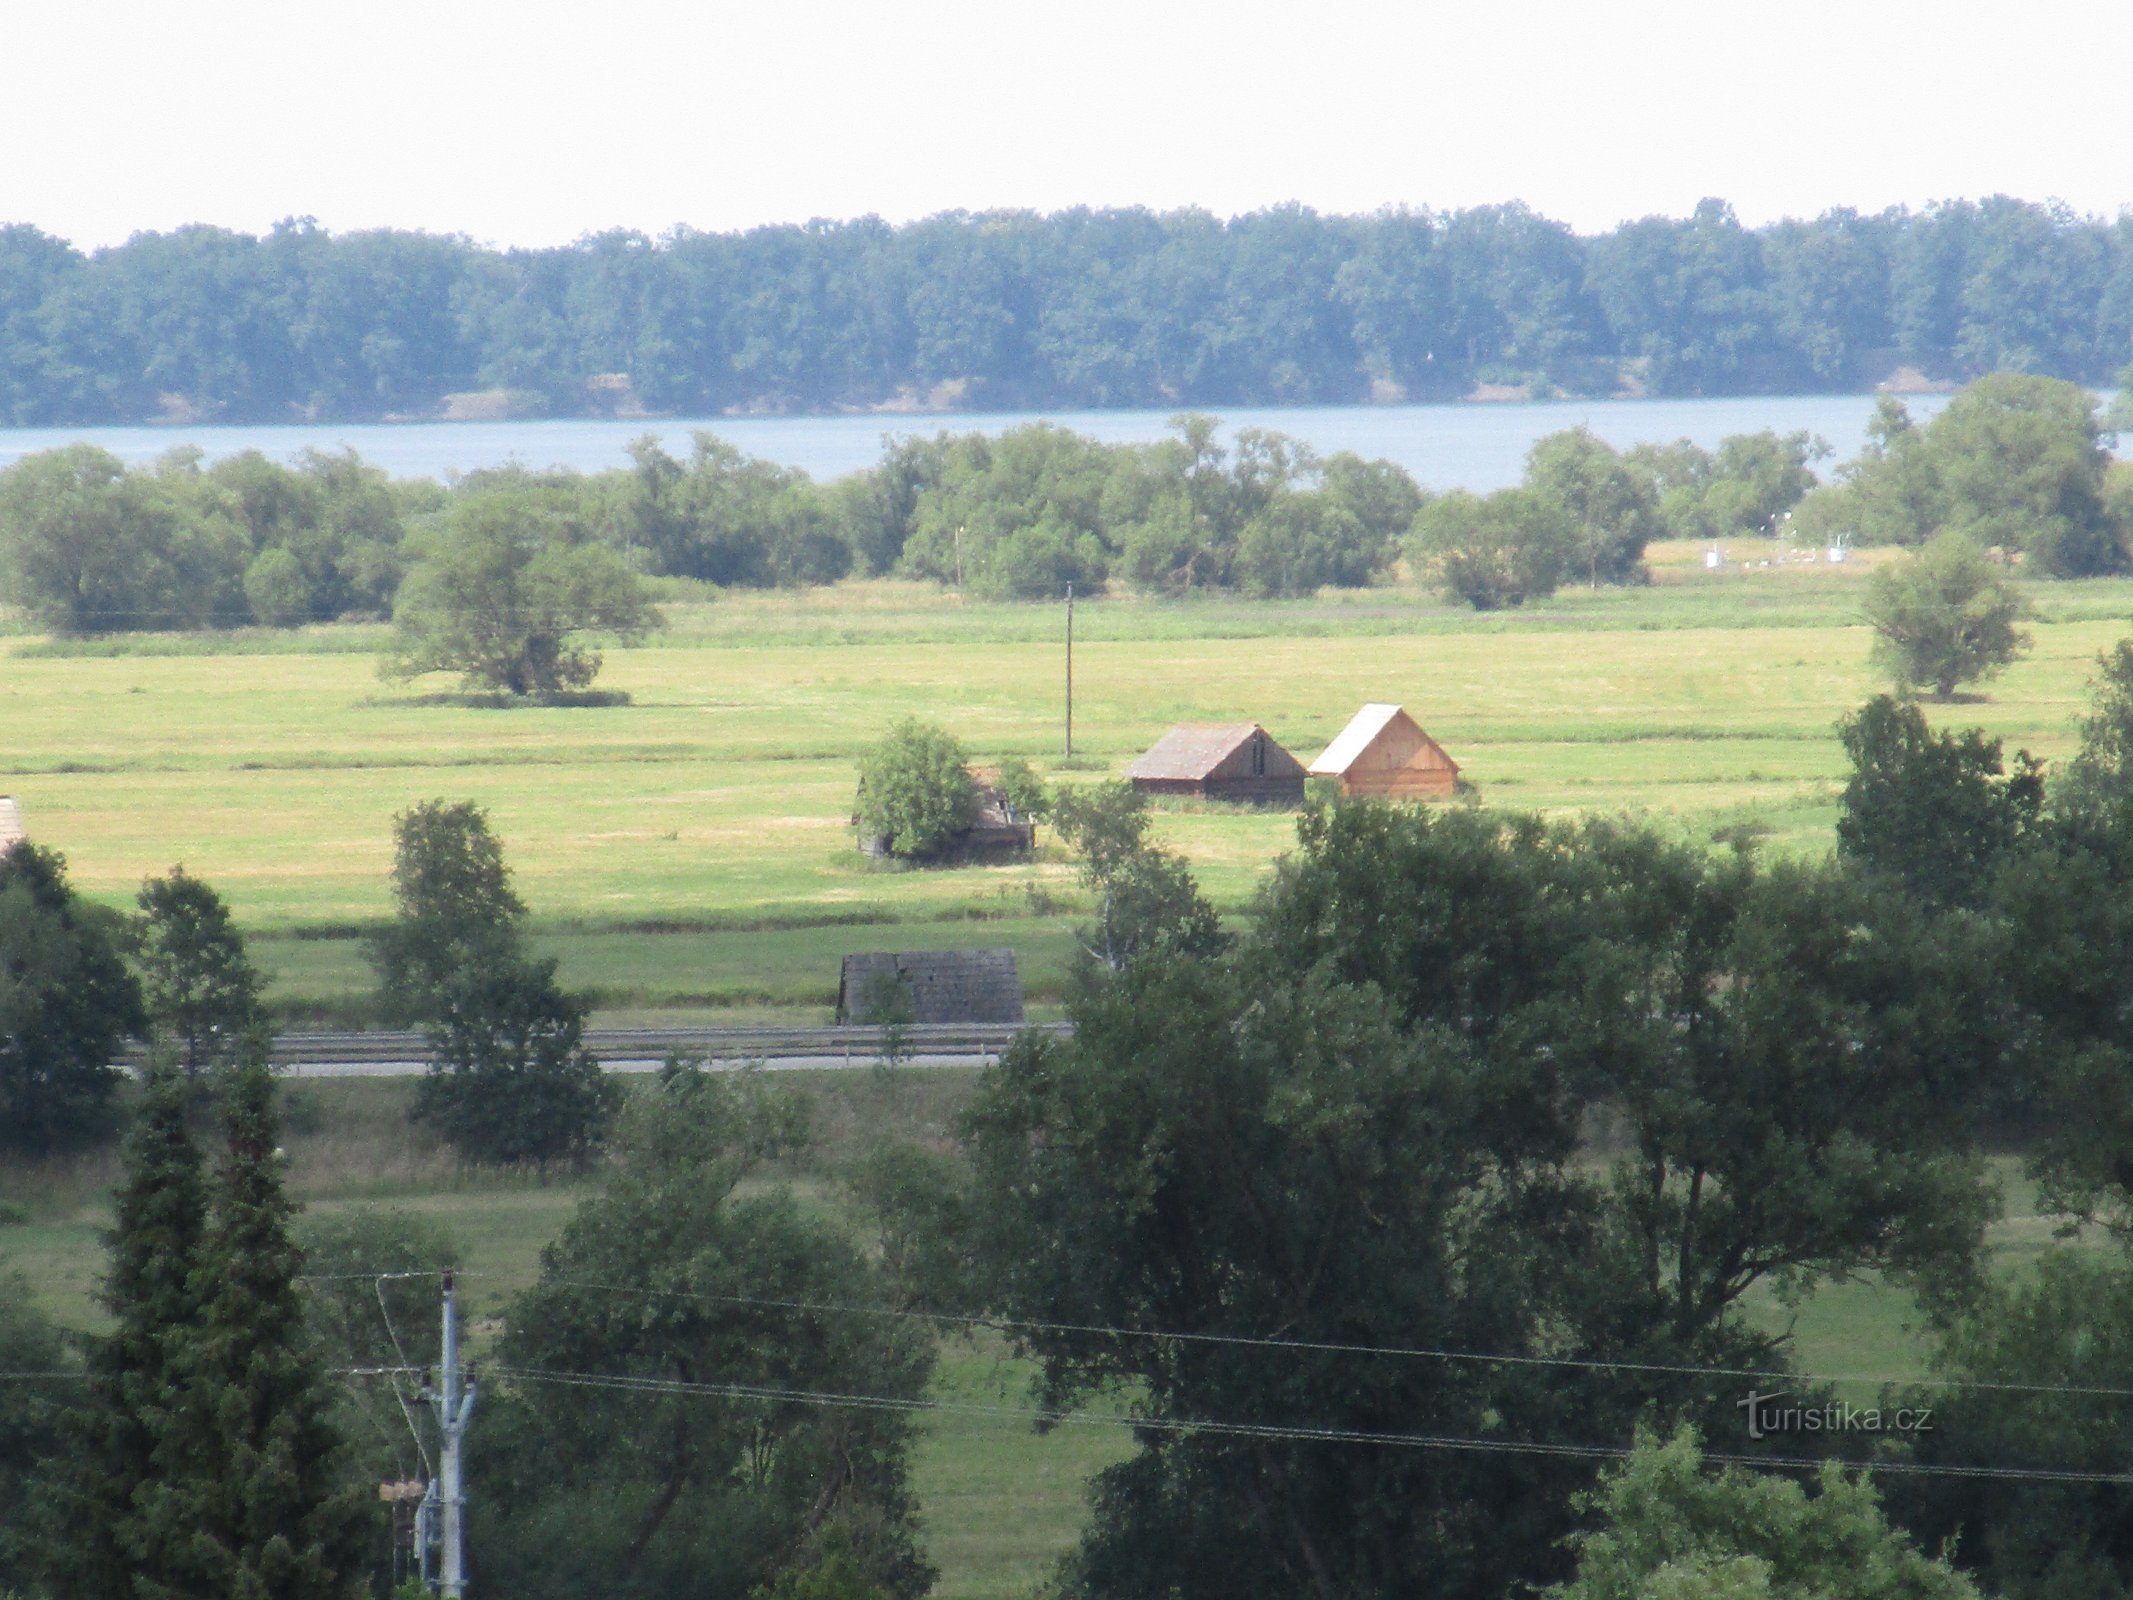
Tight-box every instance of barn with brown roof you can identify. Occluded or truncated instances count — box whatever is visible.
[1125,723,1306,805]
[837,948,1025,1024]
[1308,705,1460,799]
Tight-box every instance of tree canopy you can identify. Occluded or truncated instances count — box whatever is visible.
[3,199,2132,424]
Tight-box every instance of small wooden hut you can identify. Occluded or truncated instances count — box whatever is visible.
[837,948,1025,1024]
[0,797,22,851]
[1308,705,1460,799]
[1125,723,1306,805]
[857,782,1035,860]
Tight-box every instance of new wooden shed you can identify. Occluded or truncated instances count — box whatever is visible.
[1124,723,1306,805]
[1308,705,1460,799]
[0,797,22,850]
[837,948,1025,1025]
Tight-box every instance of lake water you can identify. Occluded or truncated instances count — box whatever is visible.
[0,393,1989,492]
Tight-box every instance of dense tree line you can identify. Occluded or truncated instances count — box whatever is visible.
[3,198,2132,425]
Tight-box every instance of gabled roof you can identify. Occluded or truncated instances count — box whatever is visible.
[0,797,21,849]
[1308,704,1412,776]
[1126,723,1301,781]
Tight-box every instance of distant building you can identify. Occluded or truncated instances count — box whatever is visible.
[0,796,22,850]
[1308,705,1460,800]
[1124,723,1306,805]
[857,782,1035,860]
[837,948,1025,1025]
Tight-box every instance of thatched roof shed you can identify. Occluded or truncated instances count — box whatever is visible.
[837,948,1025,1024]
[1308,705,1459,799]
[1125,723,1305,805]
[0,797,22,850]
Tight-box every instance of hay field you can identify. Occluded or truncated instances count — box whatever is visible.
[4,554,2130,1017]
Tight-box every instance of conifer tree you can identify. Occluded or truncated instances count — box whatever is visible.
[175,1046,366,1599]
[35,1055,208,1597]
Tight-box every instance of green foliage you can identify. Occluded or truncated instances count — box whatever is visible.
[1865,534,2033,700]
[1836,696,2043,909]
[1884,1249,2133,1600]
[478,1065,934,1600]
[385,487,658,694]
[994,756,1050,822]
[1822,378,2123,575]
[1411,486,1574,608]
[1048,782,1224,970]
[621,433,852,587]
[0,443,406,635]
[854,719,977,859]
[1630,430,1829,544]
[0,1278,68,1588]
[1525,426,1660,584]
[368,800,524,1024]
[8,199,2133,427]
[1550,1428,1978,1600]
[165,1050,368,1598]
[373,801,619,1166]
[33,1060,208,1596]
[2053,638,2133,823]
[0,840,146,1153]
[411,954,621,1168]
[135,864,265,1079]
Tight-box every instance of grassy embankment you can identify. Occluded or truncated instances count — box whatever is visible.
[5,544,2131,1024]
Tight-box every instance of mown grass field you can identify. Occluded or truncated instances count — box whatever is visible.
[5,545,2132,1021]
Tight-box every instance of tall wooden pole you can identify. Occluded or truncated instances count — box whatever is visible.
[1064,582,1074,759]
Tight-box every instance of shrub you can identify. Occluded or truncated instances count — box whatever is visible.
[854,721,976,859]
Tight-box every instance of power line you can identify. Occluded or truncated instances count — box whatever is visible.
[514,1275,2133,1401]
[488,1363,2133,1488]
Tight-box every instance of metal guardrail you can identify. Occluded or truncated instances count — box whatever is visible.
[246,1021,1073,1066]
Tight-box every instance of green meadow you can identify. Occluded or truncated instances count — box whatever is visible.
[6,545,2131,1023]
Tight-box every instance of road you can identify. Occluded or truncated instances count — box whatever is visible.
[255,1023,1068,1078]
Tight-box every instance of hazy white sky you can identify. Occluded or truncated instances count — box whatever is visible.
[6,0,2129,250]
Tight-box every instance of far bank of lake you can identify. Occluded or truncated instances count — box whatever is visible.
[0,392,2014,493]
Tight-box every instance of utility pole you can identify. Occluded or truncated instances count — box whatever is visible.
[1064,582,1074,759]
[423,1270,477,1596]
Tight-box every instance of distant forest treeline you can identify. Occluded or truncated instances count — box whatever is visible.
[3,197,2132,425]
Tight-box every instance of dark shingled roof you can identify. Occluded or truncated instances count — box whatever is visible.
[1125,723,1304,782]
[837,948,1025,1025]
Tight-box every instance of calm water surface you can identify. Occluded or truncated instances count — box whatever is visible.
[0,394,1989,492]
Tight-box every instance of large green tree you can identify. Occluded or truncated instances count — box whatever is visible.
[478,1065,935,1600]
[1836,695,2043,909]
[1865,533,2033,700]
[34,1059,208,1597]
[135,864,265,1080]
[372,800,618,1165]
[1410,486,1574,609]
[853,719,977,860]
[385,487,658,695]
[153,1050,367,1599]
[1524,426,1659,585]
[0,840,147,1153]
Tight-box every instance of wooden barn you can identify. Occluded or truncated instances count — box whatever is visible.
[1308,705,1460,799]
[837,948,1025,1025]
[0,797,22,850]
[1124,723,1306,805]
